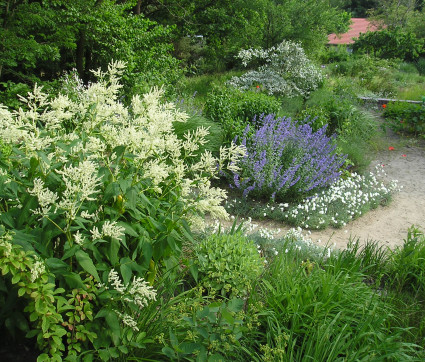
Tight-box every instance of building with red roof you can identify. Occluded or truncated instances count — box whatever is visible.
[328,18,382,45]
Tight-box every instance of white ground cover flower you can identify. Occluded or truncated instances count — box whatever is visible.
[283,166,400,229]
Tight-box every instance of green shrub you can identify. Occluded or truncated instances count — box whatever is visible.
[415,57,425,75]
[331,55,398,96]
[0,82,31,110]
[193,233,264,298]
[162,291,249,361]
[318,45,350,64]
[204,87,281,141]
[383,101,425,137]
[353,28,424,62]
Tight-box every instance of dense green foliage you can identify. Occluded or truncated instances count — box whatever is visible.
[353,28,424,61]
[204,87,281,141]
[383,101,425,137]
[193,233,264,298]
[0,0,182,99]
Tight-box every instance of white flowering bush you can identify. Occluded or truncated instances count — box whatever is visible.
[0,61,244,359]
[228,40,323,97]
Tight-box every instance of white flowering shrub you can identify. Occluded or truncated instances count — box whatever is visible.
[228,40,323,97]
[0,61,245,359]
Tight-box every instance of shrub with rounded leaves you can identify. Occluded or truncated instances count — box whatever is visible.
[204,86,281,141]
[194,233,264,298]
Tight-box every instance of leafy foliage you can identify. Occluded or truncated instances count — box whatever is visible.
[193,233,264,298]
[383,101,425,137]
[0,62,244,359]
[353,28,424,61]
[204,87,281,141]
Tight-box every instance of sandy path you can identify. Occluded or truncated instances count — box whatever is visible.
[308,138,425,249]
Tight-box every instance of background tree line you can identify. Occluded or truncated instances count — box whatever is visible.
[1,0,425,102]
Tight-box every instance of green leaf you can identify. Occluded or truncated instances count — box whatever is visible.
[75,250,100,281]
[124,187,138,210]
[62,272,86,289]
[46,258,69,273]
[108,238,120,265]
[118,221,138,237]
[181,342,202,355]
[221,308,234,325]
[169,329,179,349]
[209,353,225,361]
[189,263,198,283]
[228,298,244,313]
[17,195,38,228]
[62,245,79,260]
[120,260,132,286]
[104,182,121,202]
[105,310,121,346]
[162,346,176,359]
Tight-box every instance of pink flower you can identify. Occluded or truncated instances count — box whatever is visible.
[388,146,395,151]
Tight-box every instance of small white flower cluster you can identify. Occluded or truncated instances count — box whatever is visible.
[284,166,400,229]
[30,255,46,282]
[106,270,157,331]
[107,270,157,308]
[90,220,124,241]
[0,232,14,257]
[28,178,58,218]
[258,227,280,240]
[126,276,157,308]
[115,310,139,332]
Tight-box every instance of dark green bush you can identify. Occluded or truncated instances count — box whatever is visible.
[204,87,281,141]
[193,233,264,298]
[383,101,425,137]
[353,28,424,62]
[415,57,425,75]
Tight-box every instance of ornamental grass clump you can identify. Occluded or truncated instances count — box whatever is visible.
[231,114,346,202]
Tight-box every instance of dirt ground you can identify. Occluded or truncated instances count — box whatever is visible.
[216,130,425,251]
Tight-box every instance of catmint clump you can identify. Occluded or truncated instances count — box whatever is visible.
[228,40,323,97]
[231,114,346,202]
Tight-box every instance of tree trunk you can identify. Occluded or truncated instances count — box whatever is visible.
[76,29,85,80]
[135,0,142,15]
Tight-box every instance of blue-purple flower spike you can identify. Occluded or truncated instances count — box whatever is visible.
[230,114,347,201]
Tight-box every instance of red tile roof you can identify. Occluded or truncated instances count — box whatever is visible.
[328,18,381,45]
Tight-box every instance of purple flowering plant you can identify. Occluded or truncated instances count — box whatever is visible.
[231,114,347,201]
